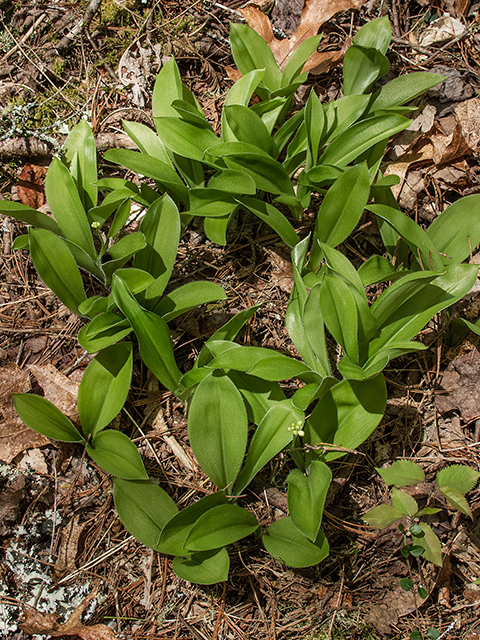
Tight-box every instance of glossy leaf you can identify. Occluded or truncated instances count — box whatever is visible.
[369,73,446,113]
[159,492,228,556]
[305,375,387,462]
[262,517,329,568]
[426,194,480,265]
[112,276,182,394]
[172,547,230,584]
[287,461,331,541]
[113,478,178,549]
[156,281,227,321]
[319,274,358,362]
[153,116,220,162]
[45,157,96,257]
[188,371,248,491]
[227,371,286,427]
[224,105,274,155]
[62,119,98,211]
[353,15,391,54]
[319,114,410,168]
[78,342,133,437]
[104,149,189,202]
[133,194,181,307]
[236,197,298,247]
[29,229,86,314]
[230,23,282,92]
[0,201,63,235]
[185,504,258,551]
[78,312,132,353]
[376,460,425,487]
[122,120,173,166]
[282,34,322,87]
[87,430,148,479]
[343,45,390,96]
[234,400,303,494]
[13,394,84,443]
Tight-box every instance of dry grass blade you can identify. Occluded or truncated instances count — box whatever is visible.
[241,0,366,69]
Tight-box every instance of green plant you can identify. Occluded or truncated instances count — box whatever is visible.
[5,16,480,585]
[364,459,480,567]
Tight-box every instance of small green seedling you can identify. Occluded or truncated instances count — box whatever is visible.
[364,460,480,567]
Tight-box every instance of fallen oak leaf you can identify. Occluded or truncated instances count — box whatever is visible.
[241,0,365,71]
[19,587,117,639]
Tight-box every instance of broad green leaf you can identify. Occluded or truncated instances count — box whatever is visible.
[305,375,387,462]
[363,504,403,528]
[224,105,274,155]
[343,45,390,96]
[156,281,227,321]
[133,194,181,307]
[230,23,282,92]
[78,296,108,318]
[45,158,96,257]
[153,117,220,162]
[391,487,419,517]
[112,276,182,393]
[426,194,480,265]
[106,230,146,261]
[319,114,410,168]
[158,492,228,555]
[411,523,443,566]
[207,145,294,195]
[287,461,331,541]
[262,517,329,568]
[188,199,238,218]
[188,372,248,492]
[204,213,234,245]
[234,400,303,494]
[207,343,314,381]
[29,229,86,314]
[112,268,155,294]
[376,460,425,487]
[358,254,400,286]
[172,99,208,126]
[323,95,370,143]
[439,486,472,517]
[208,170,257,195]
[319,274,358,362]
[12,234,29,250]
[300,284,330,375]
[435,464,480,494]
[103,149,189,202]
[172,547,229,584]
[369,73,446,112]
[273,109,304,156]
[107,198,132,239]
[370,264,479,355]
[368,203,444,271]
[353,15,391,54]
[78,312,132,353]
[185,504,258,551]
[236,196,298,247]
[62,119,98,211]
[78,342,133,437]
[224,68,265,108]
[228,371,286,427]
[113,478,178,549]
[152,57,183,118]
[282,34,322,87]
[0,201,63,234]
[13,394,84,443]
[122,120,173,166]
[87,430,148,479]
[304,89,325,171]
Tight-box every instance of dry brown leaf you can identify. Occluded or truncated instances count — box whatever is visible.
[241,0,365,70]
[53,514,86,579]
[19,588,117,639]
[17,163,47,209]
[454,97,480,152]
[455,0,471,15]
[29,363,79,418]
[0,363,50,463]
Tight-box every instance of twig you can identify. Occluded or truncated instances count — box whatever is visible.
[85,30,120,83]
[56,0,103,53]
[391,0,401,39]
[1,13,46,62]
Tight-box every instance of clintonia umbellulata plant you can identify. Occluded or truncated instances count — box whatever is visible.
[6,16,480,584]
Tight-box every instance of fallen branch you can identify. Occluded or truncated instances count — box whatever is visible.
[0,133,137,160]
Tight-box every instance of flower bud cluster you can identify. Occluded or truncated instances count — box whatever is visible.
[288,420,305,437]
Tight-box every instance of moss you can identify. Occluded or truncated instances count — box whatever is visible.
[52,57,66,76]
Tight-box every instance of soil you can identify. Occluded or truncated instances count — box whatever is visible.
[1,1,480,639]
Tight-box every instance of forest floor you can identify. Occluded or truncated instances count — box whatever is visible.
[1,1,480,639]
